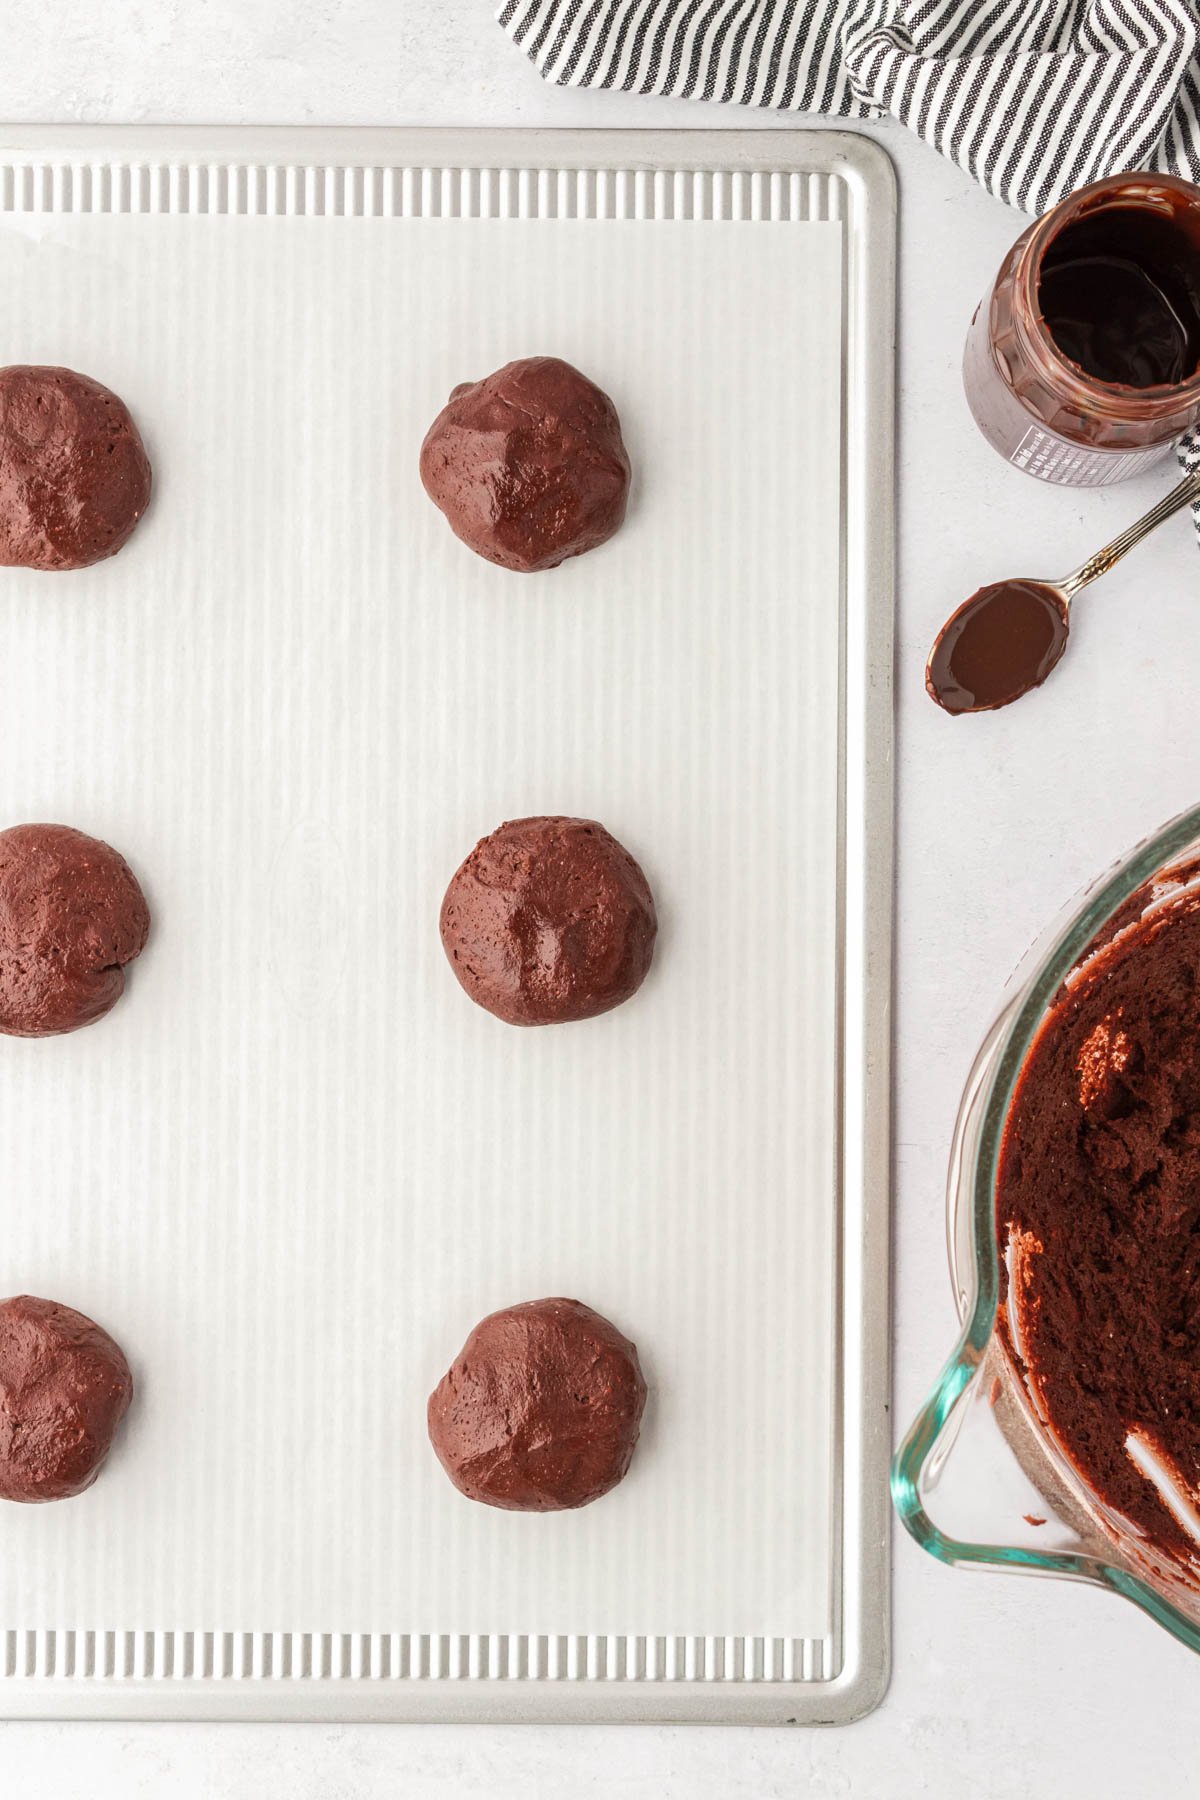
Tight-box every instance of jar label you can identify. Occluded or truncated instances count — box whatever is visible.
[1010,423,1170,487]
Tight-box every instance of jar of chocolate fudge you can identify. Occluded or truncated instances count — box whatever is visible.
[964,172,1200,487]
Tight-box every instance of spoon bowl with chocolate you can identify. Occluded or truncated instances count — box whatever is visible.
[926,465,1200,714]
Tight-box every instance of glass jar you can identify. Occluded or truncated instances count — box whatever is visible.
[964,173,1200,487]
[893,805,1200,1656]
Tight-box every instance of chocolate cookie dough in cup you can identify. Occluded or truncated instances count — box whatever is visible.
[894,805,1200,1658]
[964,173,1200,487]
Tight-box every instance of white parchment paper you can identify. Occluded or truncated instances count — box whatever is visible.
[0,213,843,1638]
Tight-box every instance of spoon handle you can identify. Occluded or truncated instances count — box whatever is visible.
[1061,466,1200,597]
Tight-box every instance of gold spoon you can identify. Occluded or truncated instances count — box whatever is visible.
[927,465,1200,715]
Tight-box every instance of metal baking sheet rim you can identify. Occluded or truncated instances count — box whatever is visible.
[0,125,895,1727]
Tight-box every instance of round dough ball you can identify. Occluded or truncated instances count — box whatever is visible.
[419,356,631,572]
[440,816,657,1026]
[0,823,150,1036]
[428,1297,648,1511]
[0,365,152,571]
[0,1294,133,1502]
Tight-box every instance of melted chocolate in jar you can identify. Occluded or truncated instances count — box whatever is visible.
[1038,207,1200,388]
[926,580,1069,714]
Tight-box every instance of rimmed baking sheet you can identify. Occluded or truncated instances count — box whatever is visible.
[0,127,894,1725]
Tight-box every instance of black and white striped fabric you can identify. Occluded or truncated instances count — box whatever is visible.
[497,1,1200,215]
[499,0,1200,526]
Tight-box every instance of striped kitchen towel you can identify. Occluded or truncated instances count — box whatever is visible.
[497,0,1200,216]
[499,0,1200,522]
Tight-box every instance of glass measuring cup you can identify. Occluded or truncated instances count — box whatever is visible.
[893,803,1200,1653]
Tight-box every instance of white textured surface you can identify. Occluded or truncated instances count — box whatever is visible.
[4,1,1200,1795]
[0,207,842,1646]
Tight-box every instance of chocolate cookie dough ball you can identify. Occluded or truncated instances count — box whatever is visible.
[0,824,150,1036]
[0,1295,133,1502]
[440,816,657,1026]
[419,356,631,572]
[428,1298,647,1511]
[0,365,152,570]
